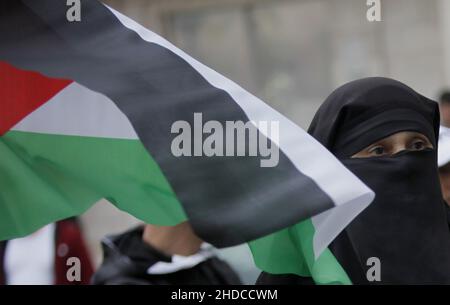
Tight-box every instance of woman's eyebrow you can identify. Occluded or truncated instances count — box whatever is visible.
[370,140,387,147]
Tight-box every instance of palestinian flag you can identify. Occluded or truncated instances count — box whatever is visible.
[0,0,374,283]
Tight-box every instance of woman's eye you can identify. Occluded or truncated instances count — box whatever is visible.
[410,140,426,151]
[368,146,385,156]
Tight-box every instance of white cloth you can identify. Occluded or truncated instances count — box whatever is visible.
[438,126,450,167]
[4,223,55,285]
[147,243,215,275]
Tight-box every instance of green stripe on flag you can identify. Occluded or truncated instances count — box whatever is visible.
[249,219,352,285]
[0,130,186,239]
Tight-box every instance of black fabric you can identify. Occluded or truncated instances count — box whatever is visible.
[91,226,242,285]
[0,241,6,285]
[334,151,450,284]
[310,77,450,284]
[447,205,450,229]
[256,272,315,285]
[257,77,450,284]
[0,0,335,247]
[308,77,439,158]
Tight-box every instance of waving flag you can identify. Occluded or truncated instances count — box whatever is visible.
[0,0,373,281]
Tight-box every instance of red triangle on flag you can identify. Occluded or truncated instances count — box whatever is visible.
[0,61,72,136]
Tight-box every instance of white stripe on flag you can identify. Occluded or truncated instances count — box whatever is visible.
[12,82,139,140]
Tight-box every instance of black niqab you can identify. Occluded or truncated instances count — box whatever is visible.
[309,77,450,284]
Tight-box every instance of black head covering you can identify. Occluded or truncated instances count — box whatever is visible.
[309,77,450,284]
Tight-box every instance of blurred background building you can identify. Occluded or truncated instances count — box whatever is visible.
[80,0,450,283]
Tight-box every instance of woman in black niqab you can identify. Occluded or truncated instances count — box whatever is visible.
[258,77,450,284]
